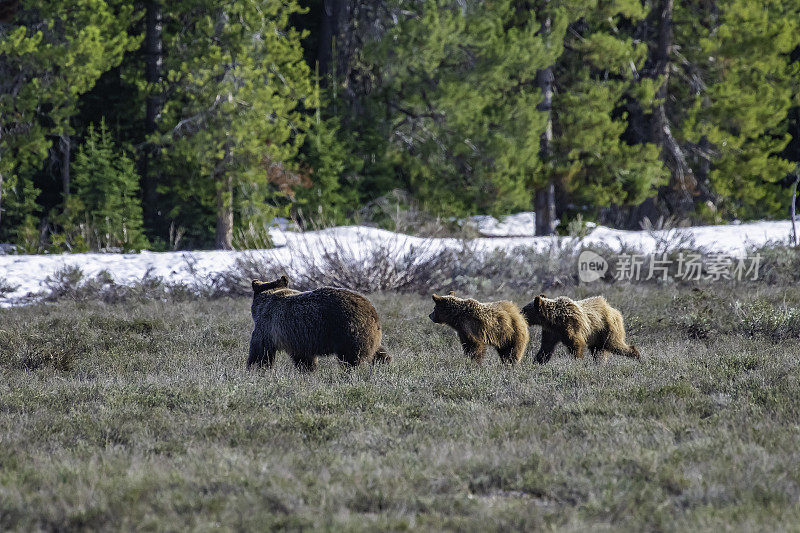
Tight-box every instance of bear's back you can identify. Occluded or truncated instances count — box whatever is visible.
[253,286,381,357]
[257,287,378,324]
[576,296,610,328]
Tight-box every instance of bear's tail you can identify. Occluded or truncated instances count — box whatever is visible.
[373,345,392,364]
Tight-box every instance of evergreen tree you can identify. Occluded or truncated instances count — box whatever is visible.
[67,121,148,250]
[367,0,558,216]
[681,0,800,219]
[2,0,800,247]
[550,0,668,223]
[0,0,140,243]
[157,0,316,249]
[293,113,361,224]
[629,0,800,220]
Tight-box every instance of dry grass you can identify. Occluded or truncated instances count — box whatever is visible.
[1,284,800,530]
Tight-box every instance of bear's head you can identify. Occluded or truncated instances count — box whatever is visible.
[252,275,289,295]
[428,292,458,324]
[521,294,548,325]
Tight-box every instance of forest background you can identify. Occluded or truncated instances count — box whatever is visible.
[1,0,799,252]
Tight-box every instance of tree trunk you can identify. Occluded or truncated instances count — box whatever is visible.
[60,130,70,201]
[214,143,234,250]
[317,0,342,86]
[142,1,163,232]
[0,172,4,230]
[535,183,556,236]
[535,7,556,237]
[215,171,233,250]
[651,0,695,212]
[792,176,799,246]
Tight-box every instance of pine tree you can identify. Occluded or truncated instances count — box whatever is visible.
[293,113,361,224]
[551,0,668,222]
[68,121,148,251]
[0,0,140,243]
[158,0,316,249]
[366,0,558,217]
[683,0,800,219]
[632,0,800,220]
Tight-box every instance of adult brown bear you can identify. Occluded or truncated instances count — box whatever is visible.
[249,276,390,371]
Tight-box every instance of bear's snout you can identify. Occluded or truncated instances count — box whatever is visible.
[429,311,440,323]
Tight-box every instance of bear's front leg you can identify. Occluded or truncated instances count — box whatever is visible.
[458,331,486,363]
[248,332,276,369]
[467,342,487,363]
[291,353,319,372]
[566,339,586,360]
[535,329,559,364]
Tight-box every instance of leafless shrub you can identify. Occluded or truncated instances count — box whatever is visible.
[640,215,700,255]
[39,265,235,304]
[233,229,616,295]
[232,223,275,251]
[30,236,800,306]
[169,222,186,251]
[235,229,477,293]
[0,276,19,297]
[42,265,86,300]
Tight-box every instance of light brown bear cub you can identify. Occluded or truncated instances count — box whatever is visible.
[522,294,640,364]
[249,276,391,371]
[429,291,529,364]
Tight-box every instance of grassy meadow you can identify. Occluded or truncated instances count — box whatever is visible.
[1,283,800,531]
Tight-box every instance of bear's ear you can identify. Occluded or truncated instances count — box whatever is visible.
[252,279,267,294]
[447,290,456,296]
[539,293,547,298]
[277,275,289,288]
[432,293,442,302]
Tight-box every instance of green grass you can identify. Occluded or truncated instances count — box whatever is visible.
[1,284,800,531]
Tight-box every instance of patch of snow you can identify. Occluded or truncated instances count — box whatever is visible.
[268,217,299,232]
[0,218,796,307]
[464,212,536,237]
[268,227,288,248]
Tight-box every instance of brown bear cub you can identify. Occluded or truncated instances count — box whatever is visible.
[429,291,529,364]
[522,294,640,364]
[249,276,391,371]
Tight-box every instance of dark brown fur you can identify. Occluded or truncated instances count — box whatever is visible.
[429,291,529,364]
[249,276,391,371]
[522,294,640,364]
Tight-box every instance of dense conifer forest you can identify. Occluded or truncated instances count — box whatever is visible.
[1,0,799,250]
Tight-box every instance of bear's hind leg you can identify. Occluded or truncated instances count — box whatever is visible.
[372,345,392,364]
[498,338,525,365]
[591,348,608,363]
[497,346,516,365]
[607,336,641,360]
[612,344,641,360]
